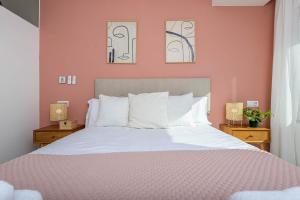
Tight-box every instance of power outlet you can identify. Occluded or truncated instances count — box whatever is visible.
[247,100,259,108]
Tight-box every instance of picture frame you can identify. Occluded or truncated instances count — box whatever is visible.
[106,21,137,64]
[165,20,196,64]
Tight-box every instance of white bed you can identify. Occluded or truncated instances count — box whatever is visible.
[2,79,300,200]
[33,125,256,155]
[34,78,255,155]
[3,124,300,200]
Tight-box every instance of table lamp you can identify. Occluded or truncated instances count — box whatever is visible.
[226,102,243,126]
[50,103,67,123]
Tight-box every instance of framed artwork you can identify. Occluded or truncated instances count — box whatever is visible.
[165,20,196,63]
[107,21,137,64]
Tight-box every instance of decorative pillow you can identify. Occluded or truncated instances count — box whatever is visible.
[192,96,212,125]
[128,92,169,129]
[168,93,194,126]
[96,95,129,127]
[85,98,100,127]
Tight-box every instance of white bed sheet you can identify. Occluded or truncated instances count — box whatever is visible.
[33,125,256,155]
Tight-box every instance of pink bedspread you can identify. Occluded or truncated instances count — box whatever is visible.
[1,150,300,200]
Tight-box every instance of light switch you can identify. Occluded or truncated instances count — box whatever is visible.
[58,76,66,84]
[247,100,259,108]
[72,75,76,84]
[67,76,72,85]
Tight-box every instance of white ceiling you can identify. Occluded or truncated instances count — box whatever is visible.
[212,0,272,6]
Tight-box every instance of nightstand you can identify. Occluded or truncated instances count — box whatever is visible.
[33,124,85,148]
[219,124,271,151]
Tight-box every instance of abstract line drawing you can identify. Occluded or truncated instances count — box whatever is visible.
[165,20,196,63]
[107,21,136,64]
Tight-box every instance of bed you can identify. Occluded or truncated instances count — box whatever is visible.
[1,78,300,200]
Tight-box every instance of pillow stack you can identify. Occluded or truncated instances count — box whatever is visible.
[85,92,211,128]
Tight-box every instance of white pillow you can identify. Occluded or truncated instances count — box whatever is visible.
[96,95,129,127]
[128,92,169,128]
[168,93,194,126]
[192,96,212,125]
[85,98,100,127]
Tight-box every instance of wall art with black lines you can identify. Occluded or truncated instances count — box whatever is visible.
[107,21,137,64]
[165,20,196,63]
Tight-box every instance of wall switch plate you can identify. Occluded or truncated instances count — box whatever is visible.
[247,100,259,108]
[72,75,76,84]
[58,76,66,84]
[67,75,72,85]
[57,101,70,107]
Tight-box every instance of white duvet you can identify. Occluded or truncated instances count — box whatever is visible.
[33,124,256,155]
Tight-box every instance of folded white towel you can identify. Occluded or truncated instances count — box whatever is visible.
[0,181,14,200]
[0,181,43,200]
[229,187,300,200]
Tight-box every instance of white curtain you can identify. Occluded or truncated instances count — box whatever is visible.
[271,0,300,166]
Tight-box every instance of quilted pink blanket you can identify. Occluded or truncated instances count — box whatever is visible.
[1,150,300,200]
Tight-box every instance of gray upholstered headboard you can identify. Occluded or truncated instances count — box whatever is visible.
[95,78,211,112]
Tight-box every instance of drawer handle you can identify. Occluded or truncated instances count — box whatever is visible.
[245,135,254,140]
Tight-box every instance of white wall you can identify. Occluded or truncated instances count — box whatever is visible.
[0,6,39,164]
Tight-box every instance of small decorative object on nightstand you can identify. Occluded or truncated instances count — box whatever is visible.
[59,120,78,130]
[243,108,271,128]
[220,124,271,151]
[50,103,68,129]
[226,102,244,126]
[33,124,84,148]
[50,103,78,130]
[50,103,67,121]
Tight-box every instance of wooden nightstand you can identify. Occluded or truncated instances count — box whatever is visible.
[219,124,271,151]
[33,124,85,148]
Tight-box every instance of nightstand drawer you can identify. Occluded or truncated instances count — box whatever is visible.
[33,124,85,148]
[232,131,269,142]
[35,131,71,143]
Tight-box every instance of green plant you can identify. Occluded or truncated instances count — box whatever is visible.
[243,108,271,124]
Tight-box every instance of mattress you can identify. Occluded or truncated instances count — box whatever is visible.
[1,125,300,200]
[33,125,256,155]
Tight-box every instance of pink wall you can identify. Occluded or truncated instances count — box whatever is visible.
[40,0,275,127]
